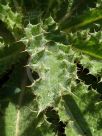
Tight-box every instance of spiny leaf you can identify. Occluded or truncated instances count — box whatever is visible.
[22,21,77,112]
[0,1,102,136]
[67,30,102,59]
[79,54,102,76]
[21,18,102,136]
[56,83,102,136]
[62,4,102,31]
[72,83,102,135]
[0,4,22,30]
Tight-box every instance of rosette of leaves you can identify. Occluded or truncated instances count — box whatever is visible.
[0,0,102,136]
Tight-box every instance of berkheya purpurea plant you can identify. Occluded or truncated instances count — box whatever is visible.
[0,0,102,136]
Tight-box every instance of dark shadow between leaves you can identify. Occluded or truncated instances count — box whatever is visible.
[76,63,102,95]
[0,20,15,44]
[45,107,66,136]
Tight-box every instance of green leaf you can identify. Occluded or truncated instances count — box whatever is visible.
[0,63,55,136]
[67,30,102,59]
[0,4,22,30]
[22,22,77,112]
[72,83,102,136]
[80,54,102,76]
[0,41,25,76]
[1,100,55,136]
[61,2,102,31]
[21,19,102,135]
[56,83,102,136]
[0,1,102,136]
